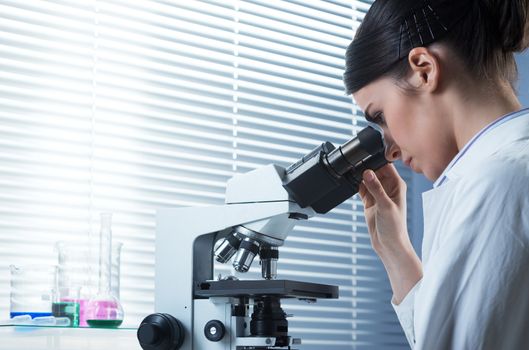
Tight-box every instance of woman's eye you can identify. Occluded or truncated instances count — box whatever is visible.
[372,112,385,125]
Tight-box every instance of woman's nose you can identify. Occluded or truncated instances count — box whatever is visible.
[384,141,401,161]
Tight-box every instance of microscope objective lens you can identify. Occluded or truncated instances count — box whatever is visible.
[233,238,260,273]
[214,232,242,263]
[260,246,279,280]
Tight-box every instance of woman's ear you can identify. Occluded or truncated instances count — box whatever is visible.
[407,47,441,92]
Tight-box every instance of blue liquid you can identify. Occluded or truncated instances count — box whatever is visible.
[10,312,53,319]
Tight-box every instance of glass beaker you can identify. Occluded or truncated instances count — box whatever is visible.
[55,241,93,327]
[55,240,122,327]
[86,213,124,328]
[10,265,56,319]
[52,286,80,327]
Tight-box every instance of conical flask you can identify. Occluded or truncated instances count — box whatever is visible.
[86,213,124,328]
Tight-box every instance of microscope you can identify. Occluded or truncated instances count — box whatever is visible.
[137,126,388,350]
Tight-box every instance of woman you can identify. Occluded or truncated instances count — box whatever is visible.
[344,0,529,348]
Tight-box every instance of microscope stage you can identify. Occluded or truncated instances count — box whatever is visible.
[195,279,338,299]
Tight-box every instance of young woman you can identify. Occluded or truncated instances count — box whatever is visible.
[344,0,529,348]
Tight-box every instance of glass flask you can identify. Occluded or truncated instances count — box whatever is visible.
[55,240,122,327]
[85,213,124,328]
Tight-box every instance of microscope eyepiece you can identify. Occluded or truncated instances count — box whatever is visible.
[324,126,385,177]
[283,126,388,214]
[233,238,260,273]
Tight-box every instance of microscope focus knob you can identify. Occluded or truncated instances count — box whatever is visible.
[204,320,225,342]
[138,313,185,350]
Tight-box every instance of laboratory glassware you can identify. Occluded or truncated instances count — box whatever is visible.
[52,285,80,327]
[55,241,93,326]
[9,265,56,319]
[110,241,123,300]
[85,213,124,328]
[55,239,123,326]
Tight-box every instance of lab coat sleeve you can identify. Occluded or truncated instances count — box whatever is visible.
[391,280,421,349]
[413,159,529,349]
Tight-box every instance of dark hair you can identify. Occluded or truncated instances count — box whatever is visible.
[344,0,529,94]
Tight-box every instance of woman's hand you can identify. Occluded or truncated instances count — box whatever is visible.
[359,163,423,304]
[359,163,409,257]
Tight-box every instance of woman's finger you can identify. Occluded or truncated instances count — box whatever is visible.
[359,182,374,208]
[375,163,400,179]
[375,163,404,196]
[362,170,392,209]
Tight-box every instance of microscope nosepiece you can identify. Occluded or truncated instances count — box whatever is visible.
[233,238,260,273]
[215,232,243,263]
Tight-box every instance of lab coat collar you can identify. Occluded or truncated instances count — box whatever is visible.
[434,108,529,187]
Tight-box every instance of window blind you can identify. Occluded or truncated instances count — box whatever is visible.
[0,1,411,349]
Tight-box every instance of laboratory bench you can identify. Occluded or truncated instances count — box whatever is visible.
[0,325,141,350]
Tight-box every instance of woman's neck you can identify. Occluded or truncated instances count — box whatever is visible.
[451,80,522,151]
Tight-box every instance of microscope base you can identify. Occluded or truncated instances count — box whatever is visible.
[194,296,300,350]
[190,279,338,349]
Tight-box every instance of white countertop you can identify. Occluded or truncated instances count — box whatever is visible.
[0,326,142,350]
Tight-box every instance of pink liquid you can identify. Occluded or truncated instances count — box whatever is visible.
[85,300,122,324]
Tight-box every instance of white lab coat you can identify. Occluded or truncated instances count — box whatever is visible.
[392,109,529,349]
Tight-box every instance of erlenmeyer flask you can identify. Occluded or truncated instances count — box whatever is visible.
[86,213,124,328]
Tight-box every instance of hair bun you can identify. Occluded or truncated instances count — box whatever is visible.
[481,0,529,52]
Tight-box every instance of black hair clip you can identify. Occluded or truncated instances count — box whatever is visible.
[398,0,448,59]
